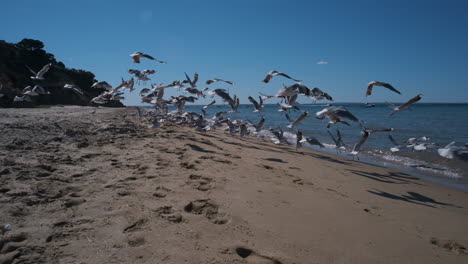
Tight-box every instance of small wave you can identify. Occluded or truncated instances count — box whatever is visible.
[381,155,461,179]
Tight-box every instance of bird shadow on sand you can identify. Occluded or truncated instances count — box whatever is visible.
[368,189,462,208]
[348,169,423,185]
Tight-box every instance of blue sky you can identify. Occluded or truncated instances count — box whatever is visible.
[2,0,468,105]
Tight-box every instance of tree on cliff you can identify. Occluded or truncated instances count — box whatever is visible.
[0,38,123,107]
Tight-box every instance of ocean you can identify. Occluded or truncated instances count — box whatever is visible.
[140,103,468,192]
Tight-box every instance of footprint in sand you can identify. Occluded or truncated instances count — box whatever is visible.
[184,199,228,225]
[430,238,467,255]
[0,232,32,263]
[235,247,283,264]
[187,174,214,191]
[154,206,184,223]
[153,186,171,198]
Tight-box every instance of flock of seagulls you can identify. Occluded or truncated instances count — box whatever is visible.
[3,51,467,165]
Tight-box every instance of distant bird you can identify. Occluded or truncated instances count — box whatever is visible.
[389,94,423,116]
[203,100,216,109]
[367,81,400,96]
[64,84,84,95]
[206,78,233,85]
[287,111,309,128]
[263,70,301,83]
[0,84,4,98]
[248,96,264,112]
[26,63,52,80]
[130,52,166,64]
[316,106,360,128]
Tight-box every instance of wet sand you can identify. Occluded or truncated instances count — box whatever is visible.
[0,106,467,264]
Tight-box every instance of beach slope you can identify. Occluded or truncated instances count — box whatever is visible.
[0,106,467,264]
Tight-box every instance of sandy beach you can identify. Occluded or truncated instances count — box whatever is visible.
[0,106,467,264]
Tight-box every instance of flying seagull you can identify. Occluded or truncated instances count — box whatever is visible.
[367,81,401,96]
[26,63,52,80]
[206,78,233,85]
[248,96,264,112]
[287,111,309,128]
[203,100,216,109]
[316,106,361,128]
[130,52,166,64]
[263,70,301,83]
[389,94,423,116]
[208,89,239,112]
[64,84,84,95]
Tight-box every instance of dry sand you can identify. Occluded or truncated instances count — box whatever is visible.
[0,106,467,264]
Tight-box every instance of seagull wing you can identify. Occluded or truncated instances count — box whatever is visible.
[248,96,259,110]
[399,94,422,109]
[25,65,37,76]
[263,72,273,83]
[366,82,376,96]
[353,131,370,152]
[37,63,51,78]
[141,53,155,60]
[381,82,401,95]
[330,107,359,122]
[277,72,301,82]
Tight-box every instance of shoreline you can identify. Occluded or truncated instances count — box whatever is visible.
[1,106,467,263]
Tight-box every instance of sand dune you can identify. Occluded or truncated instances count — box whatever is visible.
[0,106,467,263]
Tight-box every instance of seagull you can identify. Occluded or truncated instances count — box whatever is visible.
[26,63,52,80]
[0,84,4,98]
[23,85,48,96]
[240,123,249,137]
[367,81,401,96]
[128,69,155,82]
[130,52,166,64]
[316,106,360,128]
[269,127,285,144]
[311,87,333,101]
[183,72,199,88]
[351,130,370,156]
[296,131,304,150]
[248,115,265,132]
[91,81,112,90]
[203,100,216,109]
[389,94,423,116]
[64,84,84,95]
[388,134,402,152]
[263,70,301,83]
[208,89,239,112]
[115,78,135,92]
[351,128,394,155]
[206,78,233,85]
[287,111,309,128]
[248,96,264,112]
[303,136,325,148]
[13,95,32,102]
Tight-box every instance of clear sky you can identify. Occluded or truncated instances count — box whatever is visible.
[2,0,468,105]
